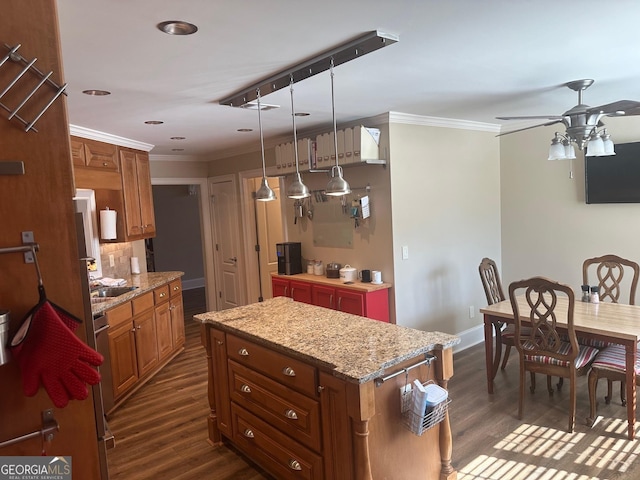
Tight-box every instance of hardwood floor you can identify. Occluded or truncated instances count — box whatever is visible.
[107,295,640,479]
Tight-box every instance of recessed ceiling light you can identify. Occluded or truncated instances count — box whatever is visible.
[237,128,253,132]
[170,136,186,140]
[145,120,164,125]
[294,112,310,117]
[172,148,184,152]
[82,89,111,96]
[157,21,198,36]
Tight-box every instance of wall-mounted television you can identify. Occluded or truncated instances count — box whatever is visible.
[585,142,640,204]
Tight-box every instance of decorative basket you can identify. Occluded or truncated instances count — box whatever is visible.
[401,383,450,436]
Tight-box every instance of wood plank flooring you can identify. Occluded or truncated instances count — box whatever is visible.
[107,293,640,479]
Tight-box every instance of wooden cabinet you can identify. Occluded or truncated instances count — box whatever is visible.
[120,148,156,239]
[71,137,119,171]
[170,279,185,349]
[272,274,390,322]
[202,324,456,480]
[72,136,155,242]
[272,277,312,304]
[216,332,324,479]
[104,278,185,413]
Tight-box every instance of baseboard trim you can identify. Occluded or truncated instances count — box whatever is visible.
[452,323,487,354]
[182,277,205,290]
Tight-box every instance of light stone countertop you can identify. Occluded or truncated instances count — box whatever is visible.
[90,271,184,316]
[195,297,460,384]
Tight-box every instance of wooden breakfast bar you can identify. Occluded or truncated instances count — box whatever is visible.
[195,297,460,480]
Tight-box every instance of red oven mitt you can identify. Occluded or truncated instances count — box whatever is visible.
[10,301,103,408]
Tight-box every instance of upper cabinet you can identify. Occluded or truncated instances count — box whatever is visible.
[72,136,156,242]
[120,148,156,239]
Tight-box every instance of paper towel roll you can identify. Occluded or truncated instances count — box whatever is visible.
[100,208,117,240]
[130,256,140,275]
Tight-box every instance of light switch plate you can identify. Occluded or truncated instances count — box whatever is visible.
[402,245,409,260]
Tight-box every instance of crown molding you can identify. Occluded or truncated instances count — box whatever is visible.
[69,124,155,152]
[388,111,501,133]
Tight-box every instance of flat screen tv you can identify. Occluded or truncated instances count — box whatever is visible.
[585,142,640,204]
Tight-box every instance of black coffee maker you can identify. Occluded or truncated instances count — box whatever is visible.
[276,242,302,275]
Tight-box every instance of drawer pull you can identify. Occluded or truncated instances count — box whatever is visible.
[243,429,254,439]
[173,286,180,291]
[216,340,224,346]
[282,367,296,377]
[288,459,302,471]
[159,292,166,298]
[238,348,249,356]
[285,409,298,420]
[241,384,252,394]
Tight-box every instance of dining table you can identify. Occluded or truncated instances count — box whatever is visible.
[480,295,640,440]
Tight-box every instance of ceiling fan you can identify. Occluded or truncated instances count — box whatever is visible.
[497,79,640,155]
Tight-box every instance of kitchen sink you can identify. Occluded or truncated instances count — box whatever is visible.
[92,286,139,298]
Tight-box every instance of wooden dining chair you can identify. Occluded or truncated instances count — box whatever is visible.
[582,254,640,405]
[479,258,516,374]
[508,276,599,433]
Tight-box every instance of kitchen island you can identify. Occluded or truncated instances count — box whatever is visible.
[195,297,459,480]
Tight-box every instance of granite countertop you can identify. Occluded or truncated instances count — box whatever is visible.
[195,297,460,384]
[90,271,184,316]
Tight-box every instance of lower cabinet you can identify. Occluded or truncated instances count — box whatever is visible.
[273,276,389,322]
[105,278,185,413]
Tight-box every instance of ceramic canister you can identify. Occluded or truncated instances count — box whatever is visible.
[339,264,357,283]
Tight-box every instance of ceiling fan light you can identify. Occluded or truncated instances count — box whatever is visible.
[563,141,576,160]
[548,138,566,160]
[287,172,311,199]
[601,132,615,156]
[325,166,351,196]
[586,134,605,157]
[256,177,277,202]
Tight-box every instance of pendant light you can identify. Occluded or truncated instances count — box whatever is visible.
[286,77,310,199]
[254,88,276,202]
[325,58,351,197]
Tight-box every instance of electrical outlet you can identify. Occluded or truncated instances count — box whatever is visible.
[402,245,409,260]
[469,305,475,319]
[109,254,115,267]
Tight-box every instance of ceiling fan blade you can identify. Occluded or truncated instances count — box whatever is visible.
[496,115,566,121]
[586,100,640,116]
[496,119,565,137]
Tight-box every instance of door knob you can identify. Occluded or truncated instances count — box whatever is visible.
[229,257,237,262]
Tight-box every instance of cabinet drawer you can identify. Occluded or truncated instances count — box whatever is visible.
[169,279,182,297]
[83,139,119,171]
[154,284,170,304]
[227,334,317,397]
[132,291,154,316]
[232,404,323,480]
[229,360,321,452]
[106,301,132,328]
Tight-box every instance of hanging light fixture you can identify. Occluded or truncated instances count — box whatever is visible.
[547,132,576,160]
[254,88,277,202]
[286,77,310,200]
[325,58,351,197]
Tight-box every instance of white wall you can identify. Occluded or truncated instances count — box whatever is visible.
[500,116,640,292]
[389,123,501,337]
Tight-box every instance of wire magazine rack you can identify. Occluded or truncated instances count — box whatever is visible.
[401,382,451,436]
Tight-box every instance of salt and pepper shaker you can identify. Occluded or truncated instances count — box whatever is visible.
[590,286,600,304]
[581,285,591,302]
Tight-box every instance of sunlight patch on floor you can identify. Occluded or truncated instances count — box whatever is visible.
[457,420,640,480]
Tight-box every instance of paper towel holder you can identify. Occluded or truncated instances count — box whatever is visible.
[100,207,117,240]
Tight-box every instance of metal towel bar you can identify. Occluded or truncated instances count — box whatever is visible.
[0,409,58,449]
[374,353,436,387]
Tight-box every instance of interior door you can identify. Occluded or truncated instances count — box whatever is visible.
[255,177,283,298]
[210,176,244,310]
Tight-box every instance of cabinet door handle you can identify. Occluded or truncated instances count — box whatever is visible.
[238,348,249,356]
[329,294,334,309]
[131,328,136,333]
[243,429,254,439]
[284,286,288,297]
[137,325,141,330]
[285,409,298,420]
[337,297,342,311]
[290,287,295,298]
[282,367,296,377]
[240,384,252,394]
[288,459,302,471]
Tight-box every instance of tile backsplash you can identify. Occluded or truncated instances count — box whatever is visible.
[100,242,133,278]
